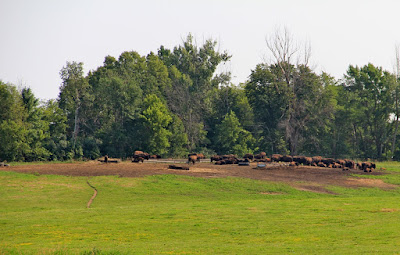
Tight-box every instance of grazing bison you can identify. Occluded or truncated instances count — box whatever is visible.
[336,159,346,167]
[133,151,150,162]
[222,154,237,159]
[281,155,293,162]
[150,154,162,159]
[317,162,326,168]
[271,154,283,162]
[361,162,376,172]
[188,155,197,164]
[132,157,144,163]
[312,156,322,164]
[196,153,205,160]
[322,158,335,165]
[257,157,271,163]
[244,153,254,160]
[304,157,313,166]
[344,159,355,169]
[188,153,205,162]
[254,152,267,159]
[134,151,150,160]
[211,155,222,162]
[332,163,342,168]
[292,156,311,165]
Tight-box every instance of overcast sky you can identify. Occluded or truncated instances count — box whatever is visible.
[1,0,400,100]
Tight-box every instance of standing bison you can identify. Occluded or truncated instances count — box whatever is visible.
[244,153,254,160]
[271,154,283,162]
[132,151,150,163]
[188,155,197,164]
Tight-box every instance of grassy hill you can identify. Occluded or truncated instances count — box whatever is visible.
[1,162,400,254]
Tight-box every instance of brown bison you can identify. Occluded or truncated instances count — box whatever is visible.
[257,157,272,163]
[361,162,376,172]
[344,159,355,169]
[134,151,150,160]
[304,157,313,166]
[336,159,346,167]
[312,156,322,164]
[292,156,311,165]
[271,154,283,162]
[211,155,223,162]
[322,158,335,165]
[244,153,254,160]
[188,153,205,162]
[188,155,197,164]
[254,152,267,159]
[150,154,162,159]
[132,157,144,163]
[281,155,293,162]
[210,155,222,162]
[196,153,205,160]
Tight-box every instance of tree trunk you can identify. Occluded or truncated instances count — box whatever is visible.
[72,106,79,149]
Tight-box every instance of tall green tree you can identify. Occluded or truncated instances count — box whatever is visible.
[343,63,397,158]
[214,111,255,156]
[158,34,231,150]
[58,61,89,149]
[245,64,291,154]
[0,81,28,161]
[139,94,172,156]
[168,114,189,157]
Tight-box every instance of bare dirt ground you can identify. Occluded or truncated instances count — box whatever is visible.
[2,160,397,193]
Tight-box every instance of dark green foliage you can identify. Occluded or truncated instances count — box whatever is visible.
[213,111,255,156]
[339,64,397,159]
[2,37,400,161]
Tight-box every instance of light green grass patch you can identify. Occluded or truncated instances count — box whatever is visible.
[1,164,400,254]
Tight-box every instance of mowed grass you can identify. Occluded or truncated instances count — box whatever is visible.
[1,162,400,254]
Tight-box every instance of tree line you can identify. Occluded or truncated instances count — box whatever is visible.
[1,33,400,162]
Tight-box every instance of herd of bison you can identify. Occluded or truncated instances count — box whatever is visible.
[131,151,376,173]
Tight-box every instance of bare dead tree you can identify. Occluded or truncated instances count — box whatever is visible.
[265,26,317,155]
[391,44,400,159]
[265,26,298,86]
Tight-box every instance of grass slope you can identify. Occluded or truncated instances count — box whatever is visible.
[1,162,400,254]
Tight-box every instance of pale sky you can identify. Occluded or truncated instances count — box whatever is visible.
[1,0,400,100]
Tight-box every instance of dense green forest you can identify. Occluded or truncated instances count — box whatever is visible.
[1,34,400,161]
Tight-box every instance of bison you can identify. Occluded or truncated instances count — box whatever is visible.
[254,152,267,159]
[244,153,254,160]
[211,155,222,162]
[312,156,322,164]
[134,151,150,160]
[133,151,150,162]
[132,157,144,163]
[188,155,197,164]
[271,154,283,162]
[322,158,335,165]
[281,155,293,162]
[361,162,376,172]
[344,159,355,169]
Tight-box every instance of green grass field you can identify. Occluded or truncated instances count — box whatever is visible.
[1,162,400,254]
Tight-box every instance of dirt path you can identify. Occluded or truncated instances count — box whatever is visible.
[2,161,397,192]
[86,179,97,208]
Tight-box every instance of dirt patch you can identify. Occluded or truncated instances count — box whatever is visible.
[380,208,400,212]
[2,161,397,193]
[344,178,397,189]
[290,183,338,194]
